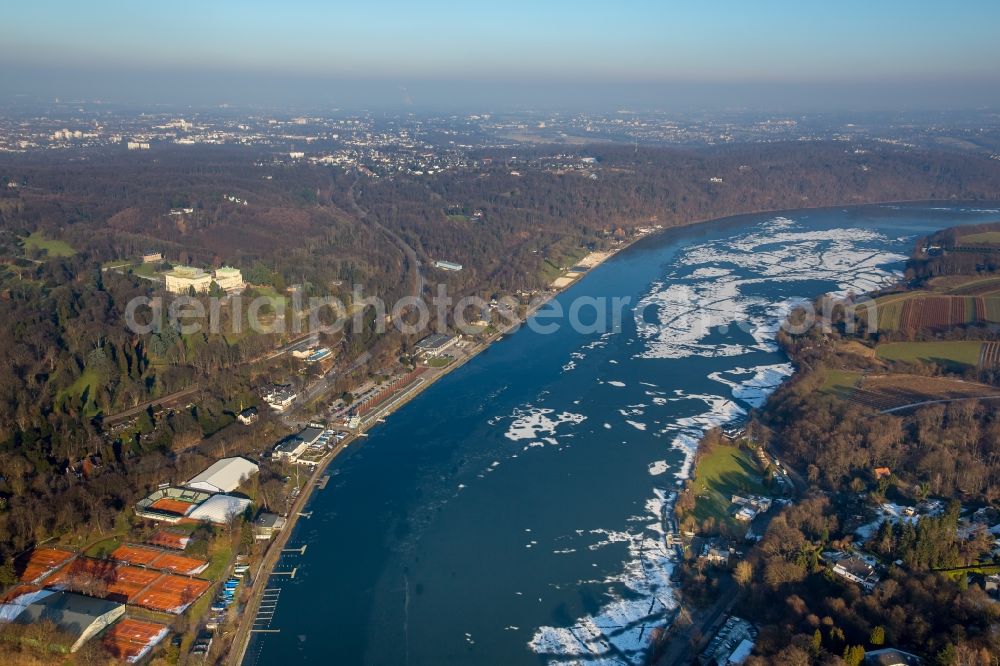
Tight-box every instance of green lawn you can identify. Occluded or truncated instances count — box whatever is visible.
[132,262,161,278]
[57,367,102,417]
[202,541,234,581]
[690,444,768,529]
[959,231,1000,245]
[425,355,454,368]
[820,369,862,398]
[22,231,76,257]
[876,340,983,371]
[84,536,122,559]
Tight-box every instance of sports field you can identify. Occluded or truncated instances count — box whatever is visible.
[134,574,210,614]
[102,618,169,662]
[111,544,208,575]
[111,544,161,567]
[689,444,768,530]
[146,529,191,550]
[45,558,160,601]
[150,497,197,516]
[14,547,74,583]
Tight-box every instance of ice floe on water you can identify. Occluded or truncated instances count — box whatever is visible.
[504,407,587,445]
[530,490,676,663]
[647,460,669,476]
[633,216,907,360]
[530,215,917,664]
[708,363,795,408]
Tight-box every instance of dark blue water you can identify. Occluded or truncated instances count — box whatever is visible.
[246,203,999,666]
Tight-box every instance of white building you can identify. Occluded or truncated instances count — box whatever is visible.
[185,457,259,494]
[212,266,244,293]
[187,494,252,524]
[164,266,212,294]
[272,426,324,463]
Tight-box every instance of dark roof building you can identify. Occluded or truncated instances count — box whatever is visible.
[254,512,288,539]
[865,648,924,666]
[414,333,456,356]
[1,590,125,652]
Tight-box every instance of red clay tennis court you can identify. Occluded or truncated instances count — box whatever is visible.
[146,529,191,550]
[44,557,160,602]
[14,547,74,583]
[149,497,196,516]
[111,544,208,576]
[133,574,210,614]
[0,584,40,603]
[150,552,208,576]
[102,617,169,662]
[111,544,161,567]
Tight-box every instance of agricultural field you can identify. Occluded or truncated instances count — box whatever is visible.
[875,341,984,371]
[871,296,906,330]
[820,370,862,398]
[980,342,1000,370]
[957,231,1000,245]
[845,374,1000,412]
[930,274,1000,296]
[868,292,1000,333]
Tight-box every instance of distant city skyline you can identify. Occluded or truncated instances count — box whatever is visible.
[3,0,1000,110]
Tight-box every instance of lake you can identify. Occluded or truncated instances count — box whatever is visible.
[245,203,1000,665]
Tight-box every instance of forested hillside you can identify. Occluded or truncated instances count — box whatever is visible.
[713,223,1000,663]
[1,141,1000,572]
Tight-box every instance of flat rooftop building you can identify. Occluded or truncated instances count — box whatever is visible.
[272,426,325,463]
[212,266,244,293]
[164,266,212,294]
[185,457,259,494]
[414,333,457,357]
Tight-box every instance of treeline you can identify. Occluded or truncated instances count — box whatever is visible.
[726,232,1000,661]
[739,496,999,665]
[2,139,1000,586]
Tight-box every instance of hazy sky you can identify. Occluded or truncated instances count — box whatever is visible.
[4,0,1000,110]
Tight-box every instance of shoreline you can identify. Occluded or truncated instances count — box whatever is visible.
[226,218,651,666]
[226,197,999,666]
